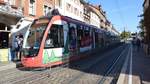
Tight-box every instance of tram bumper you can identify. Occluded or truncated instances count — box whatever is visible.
[21,57,40,68]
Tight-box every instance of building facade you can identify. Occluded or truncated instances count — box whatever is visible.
[55,0,84,21]
[90,11,100,28]
[143,0,150,54]
[23,0,54,18]
[0,0,55,62]
[82,2,91,24]
[111,26,120,36]
[0,0,120,62]
[88,5,101,28]
[0,0,23,61]
[94,5,107,30]
[105,20,111,31]
[88,5,107,30]
[12,0,55,34]
[143,0,150,43]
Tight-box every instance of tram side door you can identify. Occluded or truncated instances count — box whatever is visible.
[68,23,77,54]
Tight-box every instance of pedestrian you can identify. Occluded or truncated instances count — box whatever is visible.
[132,37,136,46]
[14,35,20,61]
[136,38,141,51]
[18,34,23,61]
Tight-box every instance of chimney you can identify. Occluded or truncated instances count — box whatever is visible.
[98,5,101,8]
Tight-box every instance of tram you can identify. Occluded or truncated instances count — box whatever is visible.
[21,15,119,68]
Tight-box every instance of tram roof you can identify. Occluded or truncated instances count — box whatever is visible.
[38,15,103,31]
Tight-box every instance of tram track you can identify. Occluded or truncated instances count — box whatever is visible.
[0,44,127,84]
[24,65,71,84]
[97,45,130,84]
[67,44,129,84]
[9,64,71,84]
[22,44,127,84]
[0,65,58,84]
[0,60,74,84]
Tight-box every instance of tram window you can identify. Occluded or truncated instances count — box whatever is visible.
[77,26,91,47]
[85,30,90,37]
[69,26,77,50]
[95,32,99,44]
[77,27,82,46]
[69,27,76,40]
[26,26,45,48]
[45,25,64,48]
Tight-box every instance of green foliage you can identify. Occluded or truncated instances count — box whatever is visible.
[120,31,131,39]
[137,18,144,37]
[139,31,144,37]
[137,19,144,30]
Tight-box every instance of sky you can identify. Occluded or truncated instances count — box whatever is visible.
[90,0,143,33]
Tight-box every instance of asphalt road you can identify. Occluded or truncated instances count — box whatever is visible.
[0,43,131,84]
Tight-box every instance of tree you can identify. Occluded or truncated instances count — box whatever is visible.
[120,31,131,39]
[137,18,144,37]
[137,18,144,30]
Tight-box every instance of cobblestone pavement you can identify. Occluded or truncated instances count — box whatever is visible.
[0,44,129,84]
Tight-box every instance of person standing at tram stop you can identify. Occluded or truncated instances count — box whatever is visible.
[14,35,20,61]
[14,34,23,61]
[18,34,23,61]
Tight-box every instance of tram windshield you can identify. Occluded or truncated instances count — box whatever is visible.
[23,19,49,56]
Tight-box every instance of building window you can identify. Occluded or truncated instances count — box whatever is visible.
[84,8,88,14]
[56,0,61,7]
[66,3,71,12]
[44,5,51,16]
[4,0,8,3]
[80,11,82,17]
[71,6,73,13]
[8,0,15,5]
[29,0,36,16]
[74,8,77,15]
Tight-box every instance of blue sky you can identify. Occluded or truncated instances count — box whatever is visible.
[90,0,143,33]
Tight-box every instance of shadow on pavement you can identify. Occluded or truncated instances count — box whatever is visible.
[16,43,139,84]
[131,45,150,84]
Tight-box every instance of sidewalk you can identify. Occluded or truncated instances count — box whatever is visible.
[117,45,150,84]
[132,46,150,84]
[0,61,21,71]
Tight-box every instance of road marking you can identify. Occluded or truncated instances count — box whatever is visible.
[98,45,128,84]
[117,44,131,84]
[128,44,132,84]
